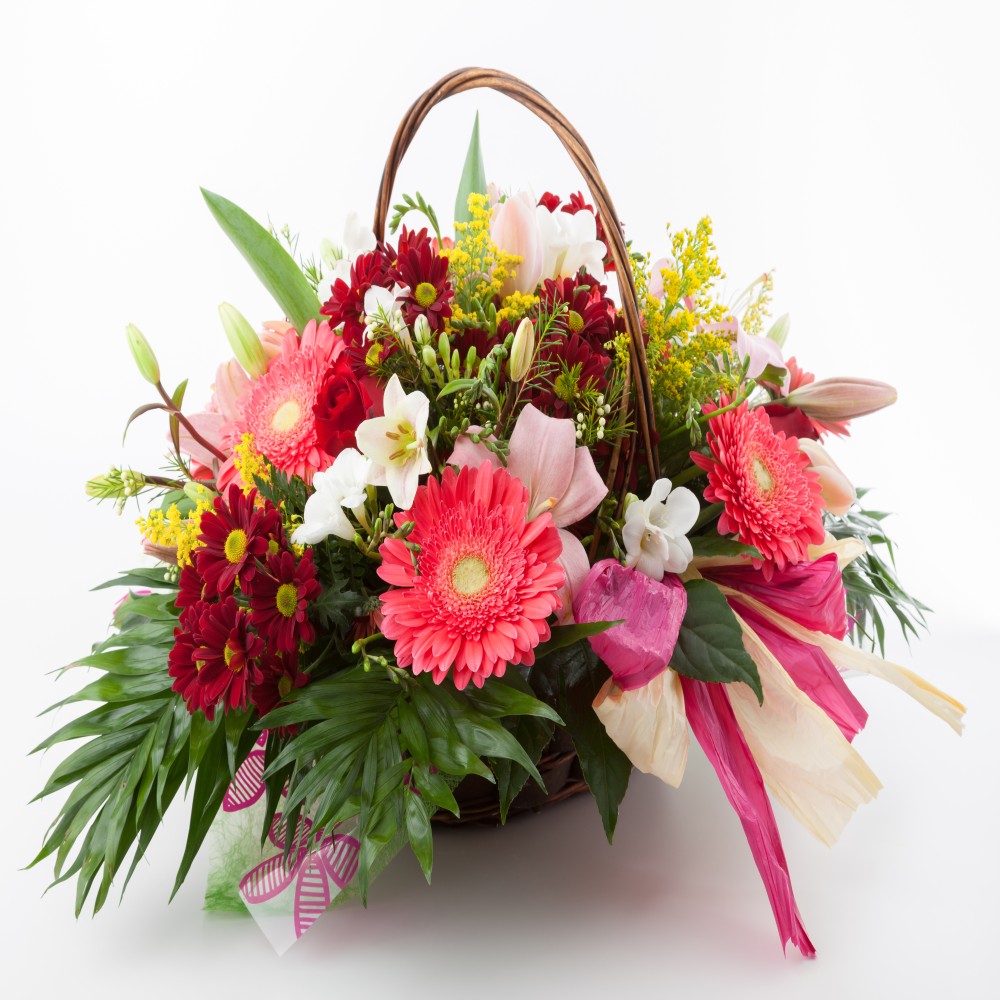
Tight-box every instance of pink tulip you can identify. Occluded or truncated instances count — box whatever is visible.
[785,377,896,422]
[797,439,856,516]
[490,191,544,295]
[574,559,687,691]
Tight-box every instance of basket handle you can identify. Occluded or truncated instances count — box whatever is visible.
[373,67,659,486]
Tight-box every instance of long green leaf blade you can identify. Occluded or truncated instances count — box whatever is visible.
[200,188,322,332]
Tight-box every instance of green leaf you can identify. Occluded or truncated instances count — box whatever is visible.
[450,713,545,791]
[92,567,178,591]
[453,112,487,227]
[411,764,459,816]
[493,714,554,822]
[187,710,222,785]
[200,188,323,332]
[672,579,763,703]
[533,620,623,661]
[436,378,477,400]
[462,672,563,723]
[531,641,631,842]
[689,536,761,560]
[405,790,434,882]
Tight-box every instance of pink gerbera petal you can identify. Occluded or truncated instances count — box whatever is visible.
[692,396,825,579]
[377,464,565,690]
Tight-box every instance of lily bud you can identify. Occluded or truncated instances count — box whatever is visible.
[785,377,897,422]
[508,317,535,382]
[218,302,268,378]
[421,345,438,370]
[125,324,160,385]
[766,313,791,349]
[798,439,856,516]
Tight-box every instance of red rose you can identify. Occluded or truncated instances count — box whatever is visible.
[313,353,371,458]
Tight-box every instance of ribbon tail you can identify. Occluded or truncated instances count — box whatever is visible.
[719,589,966,734]
[593,669,689,787]
[681,676,815,958]
[729,613,882,846]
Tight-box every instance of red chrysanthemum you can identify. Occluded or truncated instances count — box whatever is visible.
[176,560,209,609]
[196,485,282,598]
[251,649,308,727]
[377,464,565,690]
[539,273,623,353]
[691,397,825,579]
[168,602,210,715]
[321,249,394,377]
[193,596,265,714]
[531,332,612,417]
[250,549,322,654]
[391,227,453,332]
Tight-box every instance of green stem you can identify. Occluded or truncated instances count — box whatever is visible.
[692,502,724,532]
[669,464,704,488]
[155,382,227,463]
[663,385,755,444]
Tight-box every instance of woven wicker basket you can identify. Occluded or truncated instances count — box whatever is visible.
[373,68,659,824]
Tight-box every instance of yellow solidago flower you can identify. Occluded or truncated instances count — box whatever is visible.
[446,193,522,302]
[136,499,213,567]
[233,432,271,494]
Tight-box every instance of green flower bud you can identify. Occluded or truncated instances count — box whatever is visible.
[422,345,438,369]
[413,314,432,347]
[218,302,268,378]
[125,323,160,385]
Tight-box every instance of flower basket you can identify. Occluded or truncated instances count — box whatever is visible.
[30,66,964,959]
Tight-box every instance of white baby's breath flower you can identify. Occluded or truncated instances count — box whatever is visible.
[622,478,699,580]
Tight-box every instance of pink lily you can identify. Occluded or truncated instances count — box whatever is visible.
[490,191,544,295]
[797,439,856,516]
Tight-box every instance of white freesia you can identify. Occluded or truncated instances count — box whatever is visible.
[622,478,699,580]
[355,374,432,509]
[321,212,377,286]
[363,285,411,352]
[292,448,372,544]
[536,203,607,281]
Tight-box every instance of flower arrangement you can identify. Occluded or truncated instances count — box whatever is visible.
[31,69,964,958]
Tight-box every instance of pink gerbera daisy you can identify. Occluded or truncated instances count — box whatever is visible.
[691,396,825,579]
[377,464,565,690]
[237,320,343,484]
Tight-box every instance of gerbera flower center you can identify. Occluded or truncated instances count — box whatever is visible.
[752,456,775,494]
[567,309,584,333]
[271,399,302,433]
[224,528,249,564]
[451,555,490,596]
[275,582,299,618]
[414,281,438,308]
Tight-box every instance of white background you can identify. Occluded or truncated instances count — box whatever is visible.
[2,0,998,996]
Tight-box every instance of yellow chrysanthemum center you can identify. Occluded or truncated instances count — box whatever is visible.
[415,282,438,308]
[452,555,490,596]
[224,528,249,564]
[223,644,235,667]
[276,582,299,618]
[567,309,584,333]
[271,399,302,433]
[752,457,774,494]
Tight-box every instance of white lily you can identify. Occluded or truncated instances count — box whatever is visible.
[363,285,411,352]
[355,375,432,509]
[292,448,372,544]
[622,478,700,580]
[536,203,607,280]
